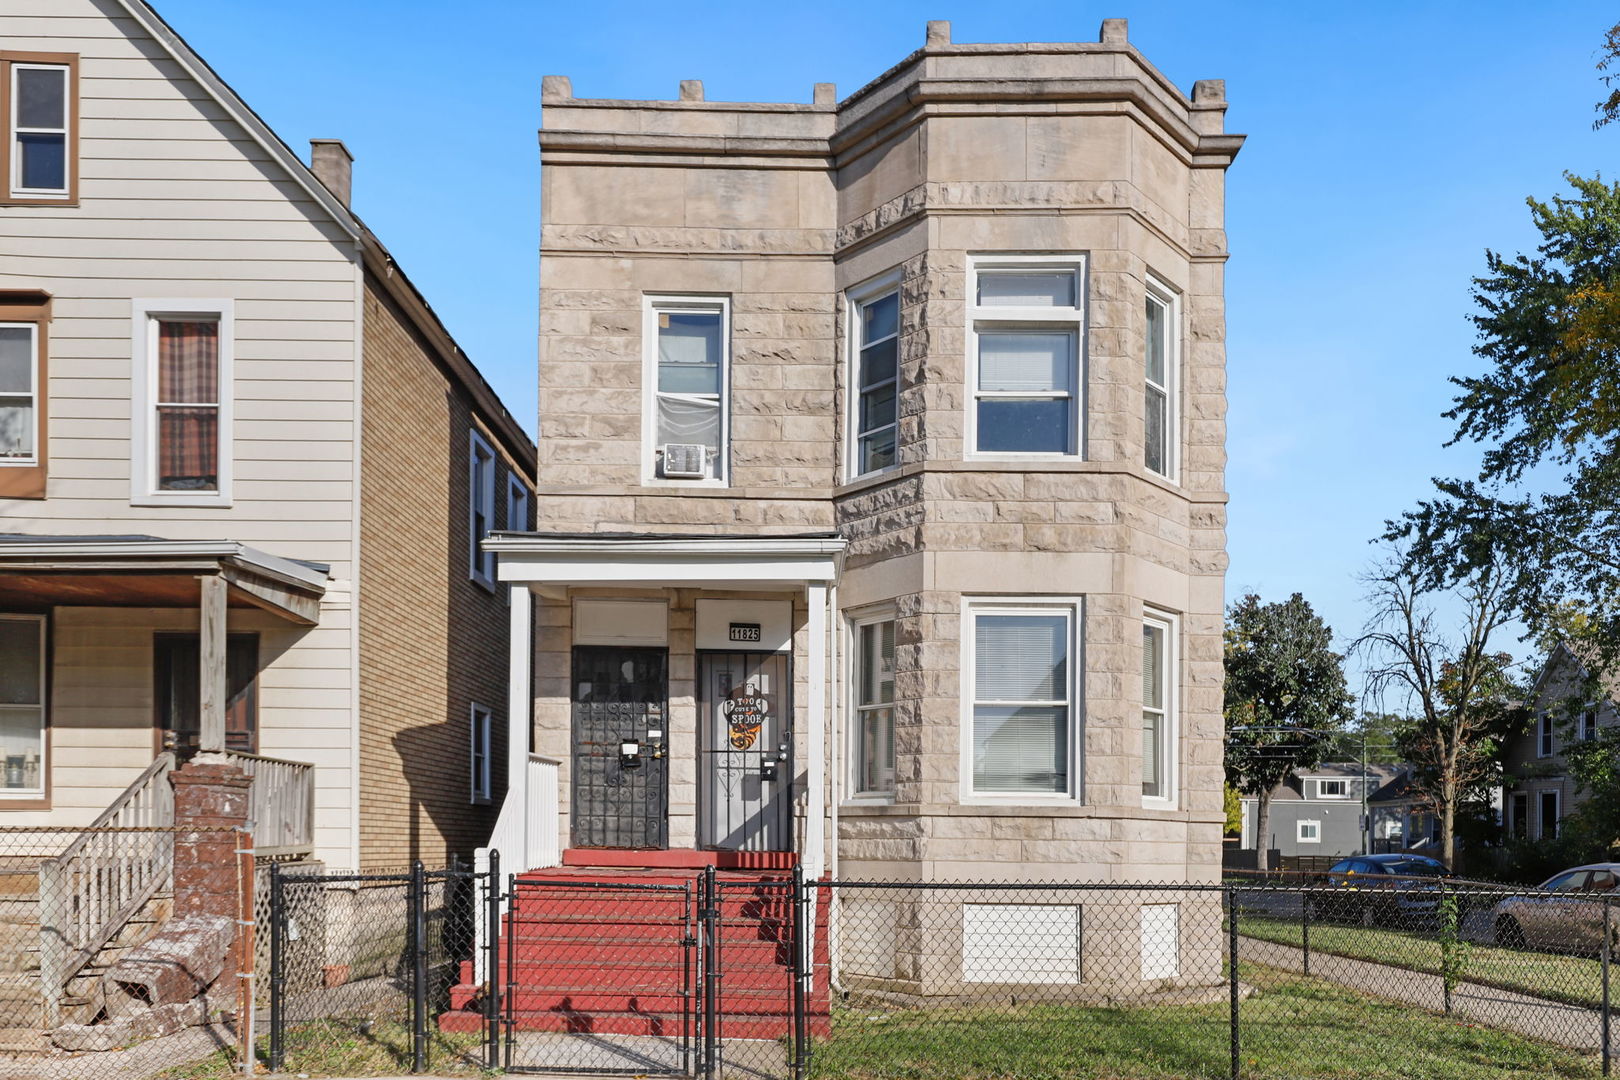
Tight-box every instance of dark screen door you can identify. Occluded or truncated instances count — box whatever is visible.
[155,633,258,754]
[571,646,669,849]
[699,651,792,851]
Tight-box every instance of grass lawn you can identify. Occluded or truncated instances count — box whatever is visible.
[814,966,1601,1079]
[155,1019,490,1079]
[1239,912,1607,1010]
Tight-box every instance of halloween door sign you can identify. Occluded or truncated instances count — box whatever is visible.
[700,651,792,851]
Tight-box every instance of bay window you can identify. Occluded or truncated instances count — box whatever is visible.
[964,600,1078,799]
[850,283,899,477]
[1142,612,1177,804]
[1144,278,1178,479]
[967,258,1084,457]
[853,615,896,796]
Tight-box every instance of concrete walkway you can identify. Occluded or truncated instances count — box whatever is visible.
[1241,935,1607,1053]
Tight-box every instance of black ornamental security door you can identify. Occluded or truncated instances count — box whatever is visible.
[570,646,669,849]
[699,651,792,851]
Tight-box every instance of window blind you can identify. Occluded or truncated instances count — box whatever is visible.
[976,614,1066,700]
[977,332,1071,393]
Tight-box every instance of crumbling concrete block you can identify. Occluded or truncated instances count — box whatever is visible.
[103,914,233,1017]
[52,998,206,1052]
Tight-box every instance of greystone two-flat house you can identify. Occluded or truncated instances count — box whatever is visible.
[1502,643,1619,844]
[1238,764,1401,859]
[479,19,1243,992]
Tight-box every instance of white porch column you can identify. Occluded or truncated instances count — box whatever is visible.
[197,573,228,756]
[805,582,828,879]
[507,584,533,856]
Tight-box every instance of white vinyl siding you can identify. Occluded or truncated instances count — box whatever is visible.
[1139,904,1179,980]
[966,256,1084,458]
[644,295,729,484]
[962,903,1081,984]
[468,430,496,590]
[963,599,1078,801]
[0,323,38,463]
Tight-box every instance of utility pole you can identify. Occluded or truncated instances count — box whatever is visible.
[1361,724,1371,854]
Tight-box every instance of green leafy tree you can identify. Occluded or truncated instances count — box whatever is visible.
[1223,784,1243,837]
[1355,553,1524,869]
[1224,593,1354,870]
[1387,174,1620,685]
[1321,711,1406,766]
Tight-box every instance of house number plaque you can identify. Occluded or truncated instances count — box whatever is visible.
[728,622,762,643]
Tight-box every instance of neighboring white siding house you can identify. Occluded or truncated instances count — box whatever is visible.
[0,0,355,868]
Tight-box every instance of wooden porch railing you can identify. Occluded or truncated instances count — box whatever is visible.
[525,753,562,871]
[225,750,314,858]
[37,752,177,1026]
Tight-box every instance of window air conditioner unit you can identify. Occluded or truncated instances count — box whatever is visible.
[660,443,708,479]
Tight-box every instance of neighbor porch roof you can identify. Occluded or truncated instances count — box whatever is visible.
[0,535,328,625]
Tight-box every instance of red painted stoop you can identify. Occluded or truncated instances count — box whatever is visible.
[438,865,831,1040]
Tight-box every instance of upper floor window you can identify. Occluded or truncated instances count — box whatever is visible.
[1144,278,1178,480]
[132,300,233,507]
[0,291,49,500]
[1538,712,1554,758]
[1582,710,1598,742]
[470,703,493,803]
[966,257,1084,458]
[644,296,728,483]
[964,599,1078,800]
[1142,612,1176,804]
[852,614,896,796]
[849,280,899,478]
[3,53,77,204]
[1316,779,1348,798]
[506,474,530,533]
[469,430,496,589]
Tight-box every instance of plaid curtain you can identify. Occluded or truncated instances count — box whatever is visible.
[156,320,219,490]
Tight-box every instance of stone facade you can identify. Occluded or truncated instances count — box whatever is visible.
[534,18,1241,892]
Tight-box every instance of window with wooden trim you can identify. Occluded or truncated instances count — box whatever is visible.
[132,300,233,506]
[470,703,493,803]
[0,291,50,500]
[966,257,1084,457]
[2,53,77,204]
[853,615,896,796]
[0,614,45,798]
[469,431,496,589]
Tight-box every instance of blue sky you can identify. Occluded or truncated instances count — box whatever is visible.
[156,1,1617,676]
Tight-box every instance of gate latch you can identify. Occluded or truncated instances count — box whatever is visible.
[620,741,642,769]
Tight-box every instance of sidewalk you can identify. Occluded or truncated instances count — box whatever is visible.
[1240,935,1605,1052]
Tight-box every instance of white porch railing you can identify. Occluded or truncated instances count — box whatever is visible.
[226,750,315,858]
[525,753,561,871]
[475,753,561,983]
[38,752,177,1025]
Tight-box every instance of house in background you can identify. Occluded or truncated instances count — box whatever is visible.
[1238,764,1401,859]
[456,18,1242,1038]
[1501,643,1618,843]
[0,0,534,881]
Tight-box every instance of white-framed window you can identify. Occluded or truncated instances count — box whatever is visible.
[1538,789,1560,840]
[1538,712,1554,758]
[966,255,1084,458]
[1582,710,1598,742]
[1316,779,1348,798]
[0,614,46,798]
[1141,610,1177,806]
[1143,276,1178,480]
[469,703,493,804]
[643,295,729,484]
[8,59,73,201]
[468,431,496,590]
[0,322,39,464]
[1297,820,1321,844]
[850,612,896,797]
[506,474,530,533]
[130,299,233,506]
[961,598,1079,802]
[847,274,900,479]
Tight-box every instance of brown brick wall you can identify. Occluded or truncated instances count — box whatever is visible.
[357,276,534,870]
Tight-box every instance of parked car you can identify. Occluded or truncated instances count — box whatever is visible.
[1492,864,1620,954]
[1307,854,1453,926]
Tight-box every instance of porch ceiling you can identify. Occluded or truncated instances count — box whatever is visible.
[0,537,328,625]
[483,531,846,592]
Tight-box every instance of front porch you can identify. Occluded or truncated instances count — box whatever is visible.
[480,533,845,878]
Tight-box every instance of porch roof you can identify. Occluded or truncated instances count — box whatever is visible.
[484,531,846,592]
[0,535,328,625]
